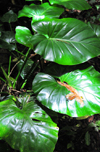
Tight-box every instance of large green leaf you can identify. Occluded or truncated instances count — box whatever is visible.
[18,3,64,23]
[0,96,58,152]
[15,26,35,48]
[49,0,91,10]
[31,18,100,65]
[32,66,100,117]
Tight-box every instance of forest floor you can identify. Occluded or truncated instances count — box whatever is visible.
[0,0,100,152]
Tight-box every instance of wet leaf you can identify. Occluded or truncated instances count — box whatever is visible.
[18,3,64,23]
[15,26,35,48]
[0,96,58,152]
[31,18,100,65]
[32,66,100,117]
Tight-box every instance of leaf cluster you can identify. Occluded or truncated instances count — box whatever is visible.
[0,0,100,151]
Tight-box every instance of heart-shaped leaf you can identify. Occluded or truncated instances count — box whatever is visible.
[32,66,100,117]
[31,18,100,65]
[18,3,64,23]
[0,31,16,50]
[0,95,58,152]
[49,0,91,10]
[1,10,17,23]
[15,26,35,48]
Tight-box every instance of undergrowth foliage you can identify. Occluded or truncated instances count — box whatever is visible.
[0,0,100,152]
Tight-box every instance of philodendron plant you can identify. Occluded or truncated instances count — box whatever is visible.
[1,0,100,151]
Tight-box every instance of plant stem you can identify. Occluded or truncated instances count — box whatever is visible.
[0,77,6,83]
[13,48,32,88]
[20,59,40,89]
[8,56,11,75]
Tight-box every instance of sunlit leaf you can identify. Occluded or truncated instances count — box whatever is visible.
[0,95,58,152]
[31,18,100,65]
[32,66,100,117]
[15,26,35,48]
[18,3,64,23]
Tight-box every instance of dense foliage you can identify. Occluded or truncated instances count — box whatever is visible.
[0,0,100,151]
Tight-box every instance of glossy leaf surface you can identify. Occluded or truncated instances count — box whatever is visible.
[87,22,100,38]
[49,0,91,10]
[31,18,100,65]
[18,3,64,23]
[32,66,100,117]
[0,96,58,152]
[15,26,35,48]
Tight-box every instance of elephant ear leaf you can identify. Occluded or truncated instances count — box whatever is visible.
[31,18,100,65]
[18,2,64,23]
[0,96,58,152]
[32,66,100,117]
